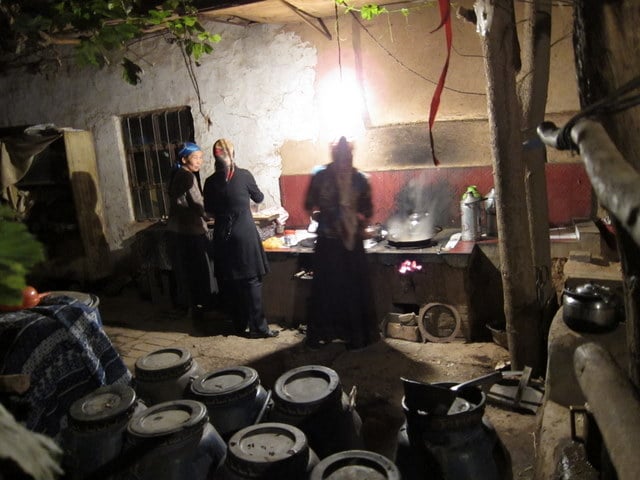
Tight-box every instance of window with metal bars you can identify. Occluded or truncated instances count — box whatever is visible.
[121,107,195,221]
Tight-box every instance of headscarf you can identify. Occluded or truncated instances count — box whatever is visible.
[331,136,354,170]
[213,138,235,182]
[178,141,202,159]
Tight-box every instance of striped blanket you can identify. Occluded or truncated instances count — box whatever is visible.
[0,294,131,439]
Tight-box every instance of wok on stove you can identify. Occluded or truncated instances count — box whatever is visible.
[386,212,442,249]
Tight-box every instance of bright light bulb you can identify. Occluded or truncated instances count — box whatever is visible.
[318,68,365,142]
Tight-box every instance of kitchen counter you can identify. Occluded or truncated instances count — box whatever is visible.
[264,228,475,265]
[262,229,487,341]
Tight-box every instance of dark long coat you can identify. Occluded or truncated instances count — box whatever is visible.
[303,164,378,349]
[203,168,269,282]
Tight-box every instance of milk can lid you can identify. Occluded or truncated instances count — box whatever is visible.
[69,384,137,425]
[47,291,100,308]
[310,450,401,480]
[190,366,260,403]
[127,399,208,439]
[226,422,309,476]
[273,365,341,414]
[134,347,193,379]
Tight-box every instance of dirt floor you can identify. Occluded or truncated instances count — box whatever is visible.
[98,283,539,479]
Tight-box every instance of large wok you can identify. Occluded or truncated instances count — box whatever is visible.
[386,226,443,248]
[385,212,442,248]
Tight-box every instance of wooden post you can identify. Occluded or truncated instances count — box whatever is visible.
[518,0,558,345]
[480,0,542,373]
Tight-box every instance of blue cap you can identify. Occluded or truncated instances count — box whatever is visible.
[178,142,202,158]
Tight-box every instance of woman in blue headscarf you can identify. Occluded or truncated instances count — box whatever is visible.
[167,142,214,322]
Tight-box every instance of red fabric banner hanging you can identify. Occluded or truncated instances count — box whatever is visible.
[428,0,453,166]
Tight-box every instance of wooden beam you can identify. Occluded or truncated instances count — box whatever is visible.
[279,0,332,40]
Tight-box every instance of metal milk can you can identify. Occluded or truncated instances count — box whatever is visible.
[310,450,401,480]
[266,365,364,459]
[484,188,498,237]
[61,384,146,480]
[395,378,513,480]
[134,347,203,406]
[188,365,270,440]
[216,422,319,479]
[122,399,227,480]
[460,186,483,241]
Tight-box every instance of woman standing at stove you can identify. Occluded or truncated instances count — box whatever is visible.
[303,136,379,351]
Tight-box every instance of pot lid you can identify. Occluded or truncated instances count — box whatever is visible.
[310,450,401,480]
[135,347,193,379]
[226,422,309,476]
[564,283,621,305]
[127,399,207,438]
[273,365,341,414]
[69,384,137,425]
[190,366,260,403]
[571,283,605,297]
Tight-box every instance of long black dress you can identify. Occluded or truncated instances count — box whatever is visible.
[166,167,213,313]
[203,167,270,335]
[304,163,379,350]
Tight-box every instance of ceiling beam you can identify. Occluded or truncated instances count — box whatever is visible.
[279,0,332,40]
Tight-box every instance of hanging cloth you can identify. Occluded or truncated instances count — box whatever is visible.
[427,0,453,166]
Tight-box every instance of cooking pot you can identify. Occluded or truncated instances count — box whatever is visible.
[387,228,442,248]
[363,223,388,242]
[386,212,442,248]
[562,283,623,333]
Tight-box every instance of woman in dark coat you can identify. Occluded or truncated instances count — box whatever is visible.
[203,138,278,338]
[166,142,213,321]
[304,136,379,351]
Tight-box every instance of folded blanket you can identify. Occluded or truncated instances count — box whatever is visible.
[0,294,131,439]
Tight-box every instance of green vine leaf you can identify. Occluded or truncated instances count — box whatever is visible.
[334,0,421,20]
[1,1,222,84]
[361,4,388,20]
[0,205,45,306]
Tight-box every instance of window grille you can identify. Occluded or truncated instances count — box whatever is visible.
[121,107,194,221]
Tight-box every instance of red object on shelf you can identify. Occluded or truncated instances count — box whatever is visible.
[0,286,49,312]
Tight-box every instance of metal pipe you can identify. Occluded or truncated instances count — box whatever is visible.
[574,342,640,480]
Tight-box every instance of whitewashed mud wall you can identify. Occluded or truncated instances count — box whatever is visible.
[0,22,317,249]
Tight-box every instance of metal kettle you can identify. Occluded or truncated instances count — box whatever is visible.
[562,283,624,333]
